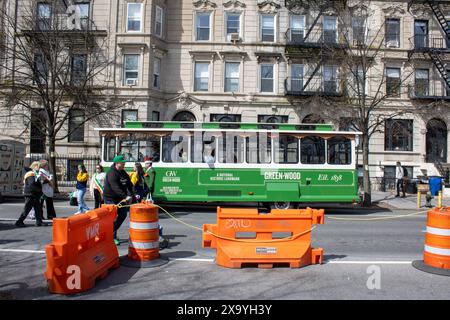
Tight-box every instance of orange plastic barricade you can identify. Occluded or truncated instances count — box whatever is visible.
[203,207,324,269]
[413,207,450,276]
[121,202,168,268]
[44,205,120,294]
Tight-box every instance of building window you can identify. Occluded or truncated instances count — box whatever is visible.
[415,69,429,96]
[385,18,400,47]
[121,109,138,125]
[414,20,428,49]
[67,160,84,181]
[353,65,365,95]
[339,117,361,150]
[152,111,160,121]
[385,119,413,151]
[173,111,196,122]
[153,57,161,89]
[258,115,288,123]
[123,54,139,86]
[34,53,47,85]
[37,2,51,30]
[260,64,274,93]
[226,13,240,36]
[127,3,143,32]
[71,54,87,86]
[75,3,90,30]
[210,114,241,122]
[352,16,366,45]
[261,14,275,42]
[194,62,209,92]
[290,15,305,43]
[323,16,337,43]
[196,12,211,41]
[225,62,240,92]
[291,64,304,92]
[155,6,164,37]
[323,65,338,93]
[30,109,46,153]
[386,67,401,97]
[68,109,85,142]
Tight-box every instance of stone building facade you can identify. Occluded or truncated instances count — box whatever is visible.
[1,0,450,190]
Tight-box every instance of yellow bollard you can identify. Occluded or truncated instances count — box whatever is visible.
[417,192,421,209]
[438,190,442,208]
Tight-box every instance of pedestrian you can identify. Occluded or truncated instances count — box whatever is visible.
[15,161,47,227]
[144,160,155,201]
[90,164,105,209]
[75,164,90,214]
[103,155,136,245]
[130,162,148,201]
[38,160,56,219]
[395,161,406,198]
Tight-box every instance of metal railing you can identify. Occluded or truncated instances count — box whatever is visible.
[285,76,345,96]
[26,153,101,187]
[285,28,347,47]
[408,83,450,99]
[409,35,450,51]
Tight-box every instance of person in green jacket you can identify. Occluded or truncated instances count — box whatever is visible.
[144,160,155,199]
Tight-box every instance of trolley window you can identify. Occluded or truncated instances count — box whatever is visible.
[301,136,325,164]
[162,133,189,163]
[218,132,244,163]
[104,137,116,162]
[246,132,272,164]
[328,136,351,165]
[191,132,217,163]
[274,135,298,164]
[117,134,161,162]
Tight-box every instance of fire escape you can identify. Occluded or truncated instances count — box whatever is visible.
[284,0,348,97]
[408,0,450,100]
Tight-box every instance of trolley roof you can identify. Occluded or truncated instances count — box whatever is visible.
[95,121,362,135]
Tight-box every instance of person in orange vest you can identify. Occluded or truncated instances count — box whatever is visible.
[90,164,105,209]
[76,164,90,214]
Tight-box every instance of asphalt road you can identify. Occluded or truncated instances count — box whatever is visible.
[0,199,449,300]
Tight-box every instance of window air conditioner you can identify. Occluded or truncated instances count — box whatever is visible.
[386,40,399,48]
[126,79,138,86]
[228,33,241,42]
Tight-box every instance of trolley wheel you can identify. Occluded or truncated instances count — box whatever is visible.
[270,202,297,210]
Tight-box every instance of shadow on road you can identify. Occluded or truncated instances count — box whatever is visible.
[323,254,347,262]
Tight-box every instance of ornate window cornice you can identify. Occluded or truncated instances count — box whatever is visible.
[382,4,406,17]
[257,0,281,14]
[193,0,217,10]
[223,0,246,9]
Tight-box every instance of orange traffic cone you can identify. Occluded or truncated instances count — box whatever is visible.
[412,207,450,276]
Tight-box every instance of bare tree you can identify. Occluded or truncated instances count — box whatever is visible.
[331,1,417,206]
[0,1,127,193]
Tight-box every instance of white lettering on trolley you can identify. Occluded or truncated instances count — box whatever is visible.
[263,172,301,180]
[86,223,99,241]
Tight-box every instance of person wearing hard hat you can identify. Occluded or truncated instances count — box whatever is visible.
[103,155,136,245]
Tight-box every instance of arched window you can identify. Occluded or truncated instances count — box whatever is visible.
[172,111,196,122]
[302,114,325,124]
[328,137,352,165]
[301,136,325,164]
[385,119,413,151]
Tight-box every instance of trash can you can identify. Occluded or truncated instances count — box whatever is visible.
[429,176,443,196]
[406,179,417,194]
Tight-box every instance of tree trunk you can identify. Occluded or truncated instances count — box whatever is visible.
[48,136,59,194]
[362,133,371,207]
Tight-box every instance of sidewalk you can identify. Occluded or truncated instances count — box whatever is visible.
[371,191,450,210]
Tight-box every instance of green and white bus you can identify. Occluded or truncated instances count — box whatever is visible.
[96,121,361,209]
